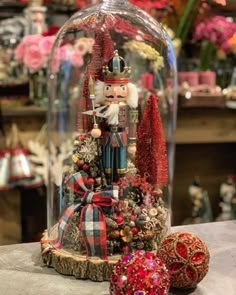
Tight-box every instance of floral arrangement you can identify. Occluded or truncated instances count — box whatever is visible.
[193,16,236,59]
[123,41,164,72]
[51,37,94,73]
[14,33,94,104]
[14,34,94,73]
[164,0,227,47]
[15,34,56,72]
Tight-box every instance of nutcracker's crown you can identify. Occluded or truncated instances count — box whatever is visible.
[103,50,131,83]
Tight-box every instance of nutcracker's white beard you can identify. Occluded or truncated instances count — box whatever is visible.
[104,103,120,125]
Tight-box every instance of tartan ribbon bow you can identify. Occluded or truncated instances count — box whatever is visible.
[55,171,117,260]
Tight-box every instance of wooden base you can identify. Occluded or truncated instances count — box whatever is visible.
[40,228,120,281]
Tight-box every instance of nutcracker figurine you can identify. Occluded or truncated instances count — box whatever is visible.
[87,50,139,184]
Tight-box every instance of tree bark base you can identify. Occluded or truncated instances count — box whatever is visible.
[40,229,120,282]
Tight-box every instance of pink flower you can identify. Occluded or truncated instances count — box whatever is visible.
[193,15,236,55]
[22,34,41,46]
[39,36,56,55]
[59,45,72,60]
[15,42,25,61]
[23,45,45,71]
[70,51,83,67]
[220,40,231,54]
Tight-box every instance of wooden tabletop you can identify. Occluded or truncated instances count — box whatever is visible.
[0,220,235,295]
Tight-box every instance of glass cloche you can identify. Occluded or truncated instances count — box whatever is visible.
[41,0,177,281]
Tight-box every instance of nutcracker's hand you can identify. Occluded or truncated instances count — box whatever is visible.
[127,144,136,158]
[82,105,107,118]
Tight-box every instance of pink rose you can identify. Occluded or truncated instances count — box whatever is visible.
[38,36,56,55]
[23,45,45,71]
[59,45,72,60]
[15,42,25,61]
[70,51,83,67]
[22,34,41,46]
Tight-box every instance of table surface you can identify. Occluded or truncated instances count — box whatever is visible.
[0,220,235,295]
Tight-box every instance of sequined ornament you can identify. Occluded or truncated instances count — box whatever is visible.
[157,232,210,289]
[110,250,170,295]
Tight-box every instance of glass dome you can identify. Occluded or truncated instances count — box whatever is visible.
[42,0,177,281]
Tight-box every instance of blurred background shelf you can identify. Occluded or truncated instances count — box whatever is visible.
[179,94,226,109]
[175,107,236,144]
[173,106,236,225]
[2,106,47,117]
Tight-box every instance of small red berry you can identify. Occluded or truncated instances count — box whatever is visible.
[116,215,124,225]
[82,163,89,171]
[87,178,95,185]
[131,227,139,234]
[130,215,136,221]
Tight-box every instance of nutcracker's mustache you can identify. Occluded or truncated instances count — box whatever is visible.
[105,95,126,98]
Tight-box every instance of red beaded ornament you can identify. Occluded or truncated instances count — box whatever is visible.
[110,250,170,295]
[157,232,210,289]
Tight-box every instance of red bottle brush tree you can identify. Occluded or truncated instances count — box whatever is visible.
[136,93,168,188]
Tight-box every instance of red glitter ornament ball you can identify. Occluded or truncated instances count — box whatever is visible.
[157,232,210,289]
[110,250,170,295]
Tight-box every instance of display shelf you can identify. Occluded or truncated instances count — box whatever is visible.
[179,94,225,108]
[2,106,47,117]
[0,1,26,19]
[173,142,236,225]
[46,3,77,14]
[0,1,76,18]
[175,107,236,144]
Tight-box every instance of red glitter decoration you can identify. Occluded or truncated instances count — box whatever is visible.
[136,94,168,187]
[157,232,210,289]
[77,25,114,132]
[77,18,114,132]
[110,250,170,295]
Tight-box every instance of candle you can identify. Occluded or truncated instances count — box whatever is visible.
[141,73,154,90]
[199,71,216,87]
